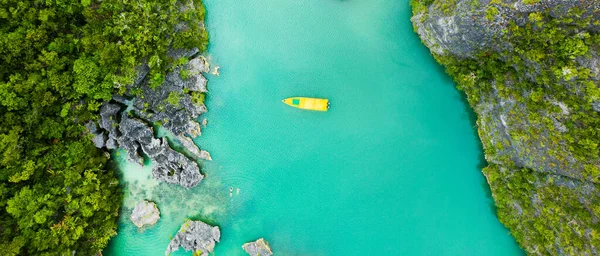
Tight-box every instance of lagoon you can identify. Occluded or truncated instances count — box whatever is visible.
[106,0,523,255]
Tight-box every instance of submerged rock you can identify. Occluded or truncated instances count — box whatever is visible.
[166,220,220,256]
[242,238,273,256]
[130,200,160,228]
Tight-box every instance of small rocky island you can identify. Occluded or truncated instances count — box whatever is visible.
[242,238,273,256]
[87,49,212,188]
[165,220,220,256]
[130,200,160,228]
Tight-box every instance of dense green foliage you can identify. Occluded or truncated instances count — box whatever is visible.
[0,0,208,254]
[485,165,600,255]
[412,1,600,255]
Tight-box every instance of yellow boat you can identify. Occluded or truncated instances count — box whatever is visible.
[282,97,330,111]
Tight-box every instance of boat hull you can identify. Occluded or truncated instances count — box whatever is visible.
[282,97,329,111]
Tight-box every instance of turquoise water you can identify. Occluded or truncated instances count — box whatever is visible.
[106,0,524,255]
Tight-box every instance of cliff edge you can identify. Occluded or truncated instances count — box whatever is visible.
[411,0,600,254]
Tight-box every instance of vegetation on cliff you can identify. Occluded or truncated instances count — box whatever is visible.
[411,0,600,254]
[0,0,207,254]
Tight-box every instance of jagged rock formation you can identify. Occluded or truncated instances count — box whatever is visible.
[242,238,273,256]
[87,51,211,188]
[166,220,220,256]
[130,200,160,228]
[411,0,600,254]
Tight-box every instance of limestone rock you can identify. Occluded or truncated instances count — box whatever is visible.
[167,47,199,60]
[130,200,160,228]
[411,0,600,254]
[187,120,202,137]
[175,134,212,161]
[150,137,203,189]
[85,121,106,148]
[87,54,210,189]
[177,135,202,157]
[199,150,212,161]
[99,103,123,141]
[112,95,130,105]
[593,101,600,113]
[411,1,600,58]
[242,238,273,256]
[85,120,100,134]
[128,56,209,136]
[90,104,204,188]
[166,220,220,256]
[91,132,107,148]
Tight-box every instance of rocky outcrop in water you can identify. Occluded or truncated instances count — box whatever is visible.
[411,0,600,254]
[165,220,220,256]
[242,238,273,256]
[130,200,160,228]
[88,51,211,188]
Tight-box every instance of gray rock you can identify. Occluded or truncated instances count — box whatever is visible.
[167,48,199,60]
[242,238,273,256]
[129,57,208,137]
[411,0,600,254]
[132,64,150,87]
[150,137,203,189]
[177,135,203,158]
[412,1,600,59]
[593,101,600,113]
[185,57,210,92]
[199,150,212,161]
[187,120,202,137]
[117,114,152,165]
[117,114,203,188]
[130,200,160,228]
[99,103,123,140]
[85,121,100,134]
[166,220,220,256]
[112,95,130,105]
[105,137,118,150]
[91,132,107,148]
[85,121,107,148]
[412,0,600,180]
[175,133,212,161]
[87,53,210,189]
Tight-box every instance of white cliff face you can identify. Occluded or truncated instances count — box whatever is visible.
[130,200,160,228]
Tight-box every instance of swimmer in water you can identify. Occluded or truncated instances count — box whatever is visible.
[229,187,233,197]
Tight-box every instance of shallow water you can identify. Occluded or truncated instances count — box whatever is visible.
[105,0,524,255]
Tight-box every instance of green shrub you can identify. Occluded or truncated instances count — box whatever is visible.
[0,0,208,254]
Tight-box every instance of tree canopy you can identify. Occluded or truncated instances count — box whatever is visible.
[0,0,208,254]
